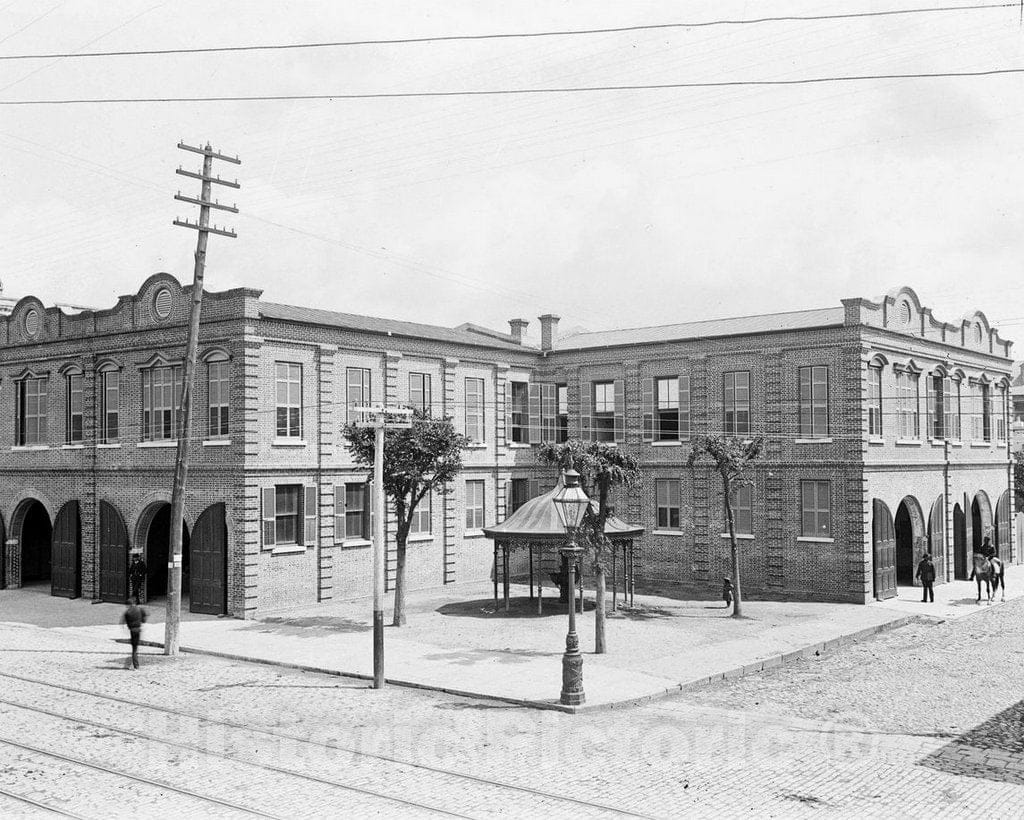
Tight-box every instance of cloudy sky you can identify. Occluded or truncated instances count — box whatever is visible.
[2,1,1024,341]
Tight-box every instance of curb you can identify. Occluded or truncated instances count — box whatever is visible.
[677,613,922,691]
[126,612,923,714]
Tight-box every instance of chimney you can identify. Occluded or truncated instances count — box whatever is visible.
[508,318,528,345]
[539,314,560,352]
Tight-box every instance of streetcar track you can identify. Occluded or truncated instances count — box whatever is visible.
[0,735,279,819]
[0,668,650,818]
[0,697,471,820]
[0,786,88,818]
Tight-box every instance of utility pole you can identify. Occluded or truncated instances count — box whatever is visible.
[166,141,240,655]
[355,405,412,687]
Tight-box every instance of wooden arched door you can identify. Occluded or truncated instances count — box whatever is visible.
[191,503,227,615]
[51,502,81,598]
[873,499,896,600]
[99,501,129,603]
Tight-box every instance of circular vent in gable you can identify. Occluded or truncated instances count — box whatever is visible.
[153,287,173,319]
[24,308,40,337]
[974,323,984,345]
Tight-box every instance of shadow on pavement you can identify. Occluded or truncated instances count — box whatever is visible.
[920,699,1024,785]
[420,647,558,665]
[436,596,595,618]
[250,616,371,634]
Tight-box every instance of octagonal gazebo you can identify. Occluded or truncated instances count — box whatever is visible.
[483,475,644,614]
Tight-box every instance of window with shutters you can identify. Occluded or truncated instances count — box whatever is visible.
[723,371,750,435]
[466,480,485,529]
[730,485,753,536]
[409,372,431,413]
[101,369,119,443]
[655,377,679,440]
[656,479,681,529]
[262,484,316,549]
[410,492,431,535]
[345,483,369,540]
[928,374,945,440]
[65,373,83,444]
[981,382,992,442]
[465,378,485,442]
[556,384,568,442]
[800,480,831,538]
[510,478,530,514]
[798,366,828,438]
[142,365,182,441]
[16,375,48,446]
[510,381,529,443]
[867,366,883,437]
[997,383,1008,441]
[208,360,230,438]
[948,377,962,440]
[346,367,371,424]
[593,381,615,441]
[275,362,302,438]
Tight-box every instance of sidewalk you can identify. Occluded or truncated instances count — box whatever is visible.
[34,575,1015,714]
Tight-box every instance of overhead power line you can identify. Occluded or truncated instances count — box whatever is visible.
[0,3,1014,61]
[3,67,1024,105]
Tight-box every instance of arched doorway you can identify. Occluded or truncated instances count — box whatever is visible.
[18,500,52,586]
[191,503,227,615]
[972,491,993,553]
[995,490,1011,562]
[895,500,918,586]
[927,495,945,582]
[142,504,189,600]
[51,502,81,598]
[99,501,129,603]
[872,499,896,600]
[0,513,6,589]
[953,503,968,579]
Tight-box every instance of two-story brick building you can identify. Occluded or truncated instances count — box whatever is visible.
[0,277,1014,614]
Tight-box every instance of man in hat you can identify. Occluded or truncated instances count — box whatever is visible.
[915,551,936,603]
[121,598,147,670]
[128,551,148,605]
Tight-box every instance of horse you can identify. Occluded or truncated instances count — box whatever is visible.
[990,556,1006,602]
[971,553,997,604]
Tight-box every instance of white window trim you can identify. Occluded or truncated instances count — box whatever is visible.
[11,445,49,452]
[970,441,992,448]
[61,444,85,451]
[796,536,835,544]
[653,529,686,536]
[203,439,232,447]
[651,440,683,447]
[895,439,922,446]
[794,438,833,445]
[271,544,306,556]
[464,529,485,538]
[464,442,488,450]
[272,438,307,447]
[97,443,121,449]
[508,442,532,449]
[720,533,755,540]
[137,440,177,449]
[868,437,885,445]
[407,533,433,543]
[341,538,372,549]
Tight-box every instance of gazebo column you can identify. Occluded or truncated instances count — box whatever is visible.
[629,539,635,607]
[528,545,534,600]
[493,541,500,611]
[611,542,618,612]
[503,542,511,613]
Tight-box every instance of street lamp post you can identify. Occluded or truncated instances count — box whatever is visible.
[552,466,590,706]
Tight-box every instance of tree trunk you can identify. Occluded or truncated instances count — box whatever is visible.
[392,535,407,626]
[724,478,742,618]
[594,478,610,654]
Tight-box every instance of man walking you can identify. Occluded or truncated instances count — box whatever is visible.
[128,551,147,604]
[122,599,147,670]
[916,552,936,603]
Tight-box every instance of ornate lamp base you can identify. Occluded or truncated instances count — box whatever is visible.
[560,650,585,706]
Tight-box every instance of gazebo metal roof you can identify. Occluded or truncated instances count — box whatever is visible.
[482,475,645,541]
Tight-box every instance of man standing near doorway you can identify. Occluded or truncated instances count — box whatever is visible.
[129,551,147,604]
[916,552,936,603]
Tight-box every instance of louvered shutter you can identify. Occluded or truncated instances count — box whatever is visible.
[580,381,593,441]
[334,485,346,542]
[529,479,541,499]
[502,382,511,446]
[541,383,556,440]
[613,378,625,443]
[504,480,512,521]
[641,377,654,442]
[261,487,276,548]
[926,377,935,439]
[303,485,317,545]
[528,383,542,443]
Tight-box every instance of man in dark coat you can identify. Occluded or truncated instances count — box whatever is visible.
[128,552,147,604]
[916,552,936,603]
[121,599,147,670]
[981,536,996,559]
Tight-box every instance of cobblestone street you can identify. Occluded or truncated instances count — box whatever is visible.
[0,595,1021,817]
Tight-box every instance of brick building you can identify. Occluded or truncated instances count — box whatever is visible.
[0,278,1014,614]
